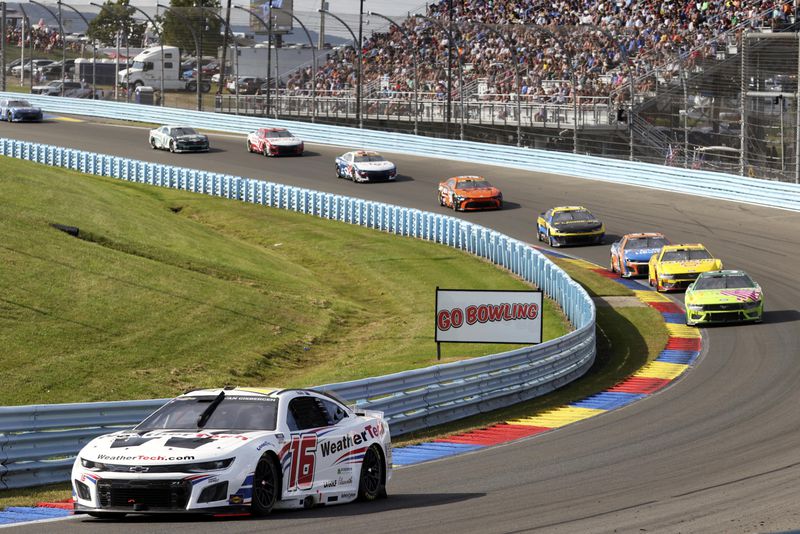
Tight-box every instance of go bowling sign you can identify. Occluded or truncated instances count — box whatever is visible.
[435,289,543,344]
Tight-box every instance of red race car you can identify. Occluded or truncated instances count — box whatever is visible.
[246,127,304,157]
[438,176,503,211]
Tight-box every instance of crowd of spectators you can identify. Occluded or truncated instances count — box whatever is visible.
[4,25,83,54]
[283,0,796,105]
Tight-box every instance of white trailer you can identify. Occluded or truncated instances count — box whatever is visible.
[119,46,210,92]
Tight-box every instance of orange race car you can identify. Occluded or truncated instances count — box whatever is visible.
[438,176,503,211]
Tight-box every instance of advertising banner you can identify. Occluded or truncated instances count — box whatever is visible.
[435,289,543,344]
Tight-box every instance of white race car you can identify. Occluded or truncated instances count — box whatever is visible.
[72,387,391,518]
[149,125,209,153]
[335,151,397,183]
[246,127,304,156]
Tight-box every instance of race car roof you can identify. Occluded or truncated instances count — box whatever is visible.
[183,387,281,398]
[697,269,747,277]
[453,175,484,181]
[661,243,707,251]
[624,232,666,239]
[552,205,589,212]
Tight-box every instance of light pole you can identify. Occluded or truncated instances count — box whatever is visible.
[28,0,67,94]
[1,2,6,92]
[157,3,202,111]
[415,13,464,140]
[18,4,34,91]
[319,8,362,128]
[234,5,272,116]
[198,6,236,113]
[59,2,97,98]
[275,7,316,121]
[368,11,418,135]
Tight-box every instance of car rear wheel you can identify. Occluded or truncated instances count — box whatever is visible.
[358,445,386,501]
[609,257,616,273]
[251,454,278,516]
[247,140,253,153]
[150,137,157,150]
[263,144,270,157]
[335,164,342,178]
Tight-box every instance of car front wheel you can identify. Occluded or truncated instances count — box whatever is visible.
[251,454,278,516]
[150,137,157,149]
[358,445,386,501]
[169,140,176,153]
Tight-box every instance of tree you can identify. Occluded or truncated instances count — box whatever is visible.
[161,0,223,58]
[88,0,147,48]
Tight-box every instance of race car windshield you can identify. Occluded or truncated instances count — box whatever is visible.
[7,100,31,107]
[458,180,492,189]
[134,396,278,431]
[627,237,669,249]
[172,128,198,136]
[661,249,713,262]
[694,274,755,290]
[354,155,385,162]
[553,210,594,223]
[266,130,293,138]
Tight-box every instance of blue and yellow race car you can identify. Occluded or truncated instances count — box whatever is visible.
[537,206,605,247]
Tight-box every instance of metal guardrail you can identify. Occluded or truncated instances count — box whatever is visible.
[2,93,798,210]
[0,137,595,489]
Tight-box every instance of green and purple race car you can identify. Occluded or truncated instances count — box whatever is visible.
[685,270,763,326]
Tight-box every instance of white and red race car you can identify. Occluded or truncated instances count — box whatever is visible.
[71,387,391,518]
[246,127,304,156]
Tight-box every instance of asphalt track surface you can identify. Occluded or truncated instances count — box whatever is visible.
[3,118,800,533]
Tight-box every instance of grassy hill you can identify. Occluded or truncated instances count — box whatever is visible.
[0,156,569,406]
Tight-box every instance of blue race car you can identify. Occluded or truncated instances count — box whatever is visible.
[0,98,43,122]
[609,232,671,278]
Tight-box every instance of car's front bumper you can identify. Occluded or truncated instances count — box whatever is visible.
[686,302,763,325]
[9,112,43,122]
[174,143,209,153]
[623,260,650,276]
[458,197,503,210]
[549,230,604,246]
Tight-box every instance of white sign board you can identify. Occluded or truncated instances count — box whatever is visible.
[435,289,543,344]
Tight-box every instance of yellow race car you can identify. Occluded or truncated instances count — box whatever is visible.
[648,243,723,292]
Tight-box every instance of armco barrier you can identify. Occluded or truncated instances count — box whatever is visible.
[2,93,799,211]
[0,138,595,489]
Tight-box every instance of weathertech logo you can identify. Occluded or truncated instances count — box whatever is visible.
[97,454,195,462]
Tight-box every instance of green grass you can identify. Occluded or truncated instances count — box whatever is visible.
[0,484,72,509]
[395,257,669,445]
[550,257,635,297]
[0,156,569,406]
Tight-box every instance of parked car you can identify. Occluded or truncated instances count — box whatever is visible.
[11,59,55,76]
[226,76,266,95]
[31,80,84,96]
[37,59,76,78]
